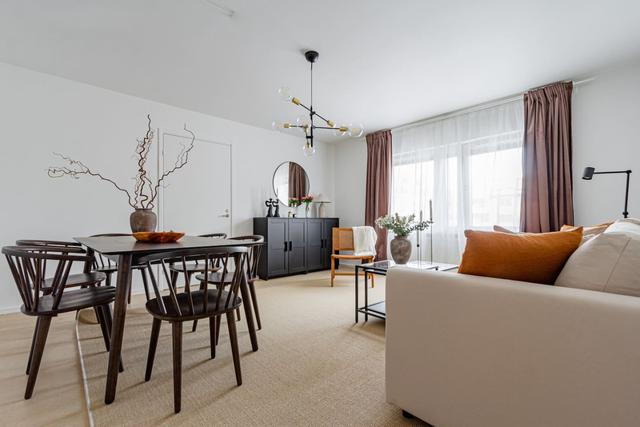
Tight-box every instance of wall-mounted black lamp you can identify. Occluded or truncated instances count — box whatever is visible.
[582,167,632,218]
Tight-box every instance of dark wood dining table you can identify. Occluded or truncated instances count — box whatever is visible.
[74,235,259,404]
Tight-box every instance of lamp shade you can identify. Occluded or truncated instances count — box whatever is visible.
[582,167,595,180]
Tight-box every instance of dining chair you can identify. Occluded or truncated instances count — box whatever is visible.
[141,246,247,413]
[168,233,227,331]
[193,235,264,331]
[2,245,117,399]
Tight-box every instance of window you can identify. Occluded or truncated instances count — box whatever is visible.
[391,100,524,263]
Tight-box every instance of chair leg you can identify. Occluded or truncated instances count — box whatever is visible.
[226,311,242,386]
[330,256,335,287]
[95,306,110,351]
[248,280,262,330]
[24,316,52,399]
[215,314,222,343]
[145,318,161,381]
[209,316,216,359]
[236,307,241,322]
[101,304,124,372]
[26,317,41,375]
[171,321,183,413]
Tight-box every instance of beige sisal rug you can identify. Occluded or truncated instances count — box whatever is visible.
[76,272,426,426]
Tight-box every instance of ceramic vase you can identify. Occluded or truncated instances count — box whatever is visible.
[390,236,412,264]
[130,209,157,233]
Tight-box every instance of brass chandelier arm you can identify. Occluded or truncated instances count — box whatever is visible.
[289,99,335,128]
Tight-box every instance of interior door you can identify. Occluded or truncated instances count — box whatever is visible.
[160,132,232,237]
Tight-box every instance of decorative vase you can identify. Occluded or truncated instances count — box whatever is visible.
[305,204,310,218]
[390,236,412,264]
[130,209,157,233]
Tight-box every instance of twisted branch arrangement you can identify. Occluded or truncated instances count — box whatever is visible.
[48,115,196,210]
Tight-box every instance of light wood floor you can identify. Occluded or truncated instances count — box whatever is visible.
[0,310,89,426]
[0,269,385,427]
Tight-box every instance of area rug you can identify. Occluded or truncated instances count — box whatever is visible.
[76,272,425,426]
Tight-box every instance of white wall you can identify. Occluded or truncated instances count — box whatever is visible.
[333,138,367,227]
[573,60,640,225]
[0,62,335,312]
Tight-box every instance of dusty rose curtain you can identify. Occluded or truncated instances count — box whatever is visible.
[288,162,307,199]
[365,130,392,260]
[520,81,574,232]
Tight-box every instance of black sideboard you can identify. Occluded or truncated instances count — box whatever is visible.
[253,217,339,279]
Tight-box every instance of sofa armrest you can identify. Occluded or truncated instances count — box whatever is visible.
[385,267,640,427]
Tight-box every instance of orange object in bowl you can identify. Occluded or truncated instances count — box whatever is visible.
[133,232,185,243]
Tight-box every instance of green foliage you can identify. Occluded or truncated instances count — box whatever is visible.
[375,213,431,237]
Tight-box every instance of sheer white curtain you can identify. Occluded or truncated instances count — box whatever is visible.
[391,99,524,263]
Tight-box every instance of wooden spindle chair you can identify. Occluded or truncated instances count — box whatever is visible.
[193,235,264,331]
[2,245,117,399]
[141,246,248,413]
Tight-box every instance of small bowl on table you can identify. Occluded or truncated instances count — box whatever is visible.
[133,231,185,244]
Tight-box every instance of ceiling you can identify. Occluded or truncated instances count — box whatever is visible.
[1,0,639,141]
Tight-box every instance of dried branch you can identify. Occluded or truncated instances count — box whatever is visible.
[145,124,196,209]
[47,153,137,208]
[47,115,197,211]
[133,114,154,208]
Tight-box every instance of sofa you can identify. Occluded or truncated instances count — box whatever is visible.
[386,222,640,427]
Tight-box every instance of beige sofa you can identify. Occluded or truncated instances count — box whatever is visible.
[385,267,640,427]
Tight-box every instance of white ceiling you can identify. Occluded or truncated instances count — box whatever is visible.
[1,0,639,140]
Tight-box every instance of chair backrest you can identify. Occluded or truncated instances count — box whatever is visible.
[16,239,82,248]
[2,245,92,314]
[229,235,264,280]
[139,246,248,316]
[199,233,227,238]
[332,228,354,252]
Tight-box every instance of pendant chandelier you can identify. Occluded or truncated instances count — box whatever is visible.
[272,50,364,156]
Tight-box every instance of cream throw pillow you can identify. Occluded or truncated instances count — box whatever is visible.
[555,220,640,297]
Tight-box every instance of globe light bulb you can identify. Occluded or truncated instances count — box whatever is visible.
[271,120,284,131]
[334,124,349,137]
[348,123,365,138]
[277,86,293,102]
[296,115,310,128]
[302,141,316,157]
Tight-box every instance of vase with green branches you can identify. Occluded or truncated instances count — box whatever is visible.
[375,213,432,264]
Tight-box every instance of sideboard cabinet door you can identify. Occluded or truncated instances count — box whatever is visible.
[306,219,324,271]
[288,219,307,274]
[267,218,289,277]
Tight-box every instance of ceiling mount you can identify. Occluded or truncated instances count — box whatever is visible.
[304,50,319,64]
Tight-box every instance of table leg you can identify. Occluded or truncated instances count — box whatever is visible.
[355,265,359,323]
[104,254,133,404]
[364,267,369,322]
[239,258,258,352]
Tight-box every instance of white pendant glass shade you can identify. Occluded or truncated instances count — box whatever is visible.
[348,123,365,138]
[277,86,293,102]
[302,142,316,157]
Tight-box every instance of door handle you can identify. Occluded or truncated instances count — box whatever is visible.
[288,241,293,251]
[284,241,288,252]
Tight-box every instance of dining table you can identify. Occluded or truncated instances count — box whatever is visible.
[74,235,260,404]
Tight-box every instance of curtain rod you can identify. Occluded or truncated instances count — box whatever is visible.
[392,77,595,133]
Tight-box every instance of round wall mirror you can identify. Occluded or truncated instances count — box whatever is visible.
[273,161,310,206]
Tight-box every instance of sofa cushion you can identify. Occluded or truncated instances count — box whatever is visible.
[458,228,583,284]
[556,219,640,296]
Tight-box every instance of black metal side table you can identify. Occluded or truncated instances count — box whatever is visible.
[355,260,458,322]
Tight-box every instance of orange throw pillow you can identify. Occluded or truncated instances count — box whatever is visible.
[458,228,583,284]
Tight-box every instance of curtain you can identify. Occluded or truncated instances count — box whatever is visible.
[365,130,392,260]
[520,82,574,232]
[392,100,524,263]
[288,162,307,199]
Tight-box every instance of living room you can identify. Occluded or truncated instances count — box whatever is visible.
[0,1,639,426]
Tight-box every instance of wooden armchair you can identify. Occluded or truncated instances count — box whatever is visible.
[330,227,375,287]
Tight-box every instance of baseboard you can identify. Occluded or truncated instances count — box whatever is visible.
[0,305,21,315]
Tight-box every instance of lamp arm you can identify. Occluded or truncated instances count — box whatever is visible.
[593,170,633,175]
[623,171,631,219]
